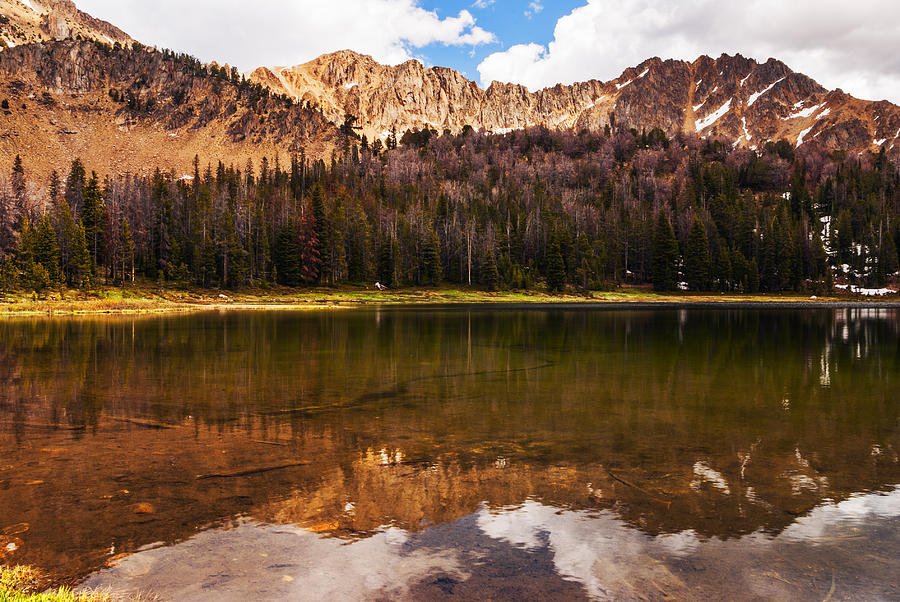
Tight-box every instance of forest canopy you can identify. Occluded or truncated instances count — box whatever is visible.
[1,126,898,295]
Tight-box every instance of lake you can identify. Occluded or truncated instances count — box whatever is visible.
[1,307,899,600]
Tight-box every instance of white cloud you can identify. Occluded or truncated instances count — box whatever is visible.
[471,0,495,8]
[73,0,495,70]
[525,1,543,18]
[477,0,900,103]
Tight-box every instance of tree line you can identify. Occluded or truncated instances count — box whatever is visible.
[1,126,898,294]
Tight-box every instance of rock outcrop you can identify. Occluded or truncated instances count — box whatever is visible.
[0,0,132,47]
[252,50,900,156]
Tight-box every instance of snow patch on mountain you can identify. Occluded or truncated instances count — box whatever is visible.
[782,103,824,120]
[747,77,785,106]
[695,99,732,131]
[796,125,815,147]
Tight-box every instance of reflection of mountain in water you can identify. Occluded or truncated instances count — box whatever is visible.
[0,308,898,584]
[82,487,900,600]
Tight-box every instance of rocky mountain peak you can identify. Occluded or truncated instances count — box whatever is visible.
[0,0,132,48]
[247,48,899,157]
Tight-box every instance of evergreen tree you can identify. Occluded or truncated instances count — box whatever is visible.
[421,228,442,286]
[70,221,91,289]
[65,158,86,215]
[274,222,301,286]
[377,237,394,286]
[81,172,105,271]
[11,154,25,214]
[747,258,760,293]
[481,247,499,291]
[546,231,566,292]
[651,213,679,291]
[33,214,60,284]
[684,217,711,291]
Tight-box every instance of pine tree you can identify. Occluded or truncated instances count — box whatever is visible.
[481,247,499,291]
[684,216,710,291]
[574,233,597,290]
[651,213,679,291]
[11,154,25,214]
[377,237,394,286]
[274,222,300,286]
[34,214,60,284]
[81,172,105,272]
[65,158,86,215]
[546,231,566,292]
[70,221,91,289]
[747,258,760,293]
[421,228,442,285]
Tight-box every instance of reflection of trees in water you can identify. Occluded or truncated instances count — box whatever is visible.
[0,309,898,573]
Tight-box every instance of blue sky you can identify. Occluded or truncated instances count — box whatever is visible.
[414,0,584,80]
[73,0,900,102]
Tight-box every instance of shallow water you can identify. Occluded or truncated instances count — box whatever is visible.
[1,307,899,600]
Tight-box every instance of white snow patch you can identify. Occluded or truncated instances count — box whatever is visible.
[342,82,358,90]
[747,77,785,106]
[895,128,900,139]
[19,0,40,12]
[874,139,886,146]
[491,127,515,135]
[692,100,706,112]
[695,79,702,87]
[637,68,649,78]
[615,79,633,90]
[835,284,894,296]
[739,72,752,87]
[694,99,732,131]
[741,116,751,142]
[796,125,815,147]
[817,108,830,119]
[710,86,718,94]
[585,95,607,109]
[782,103,824,120]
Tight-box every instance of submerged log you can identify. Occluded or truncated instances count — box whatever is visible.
[195,461,310,479]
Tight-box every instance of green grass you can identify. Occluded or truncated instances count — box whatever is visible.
[0,566,111,602]
[0,282,893,316]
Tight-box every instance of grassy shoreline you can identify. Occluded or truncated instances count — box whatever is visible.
[0,284,898,316]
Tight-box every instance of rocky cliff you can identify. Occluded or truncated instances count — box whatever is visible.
[252,50,900,157]
[0,0,131,48]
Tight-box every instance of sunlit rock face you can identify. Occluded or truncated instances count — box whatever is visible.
[252,50,900,156]
[0,0,132,47]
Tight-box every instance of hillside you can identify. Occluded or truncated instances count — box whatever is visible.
[0,39,339,179]
[252,50,900,157]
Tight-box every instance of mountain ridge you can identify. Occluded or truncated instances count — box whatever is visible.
[251,49,900,157]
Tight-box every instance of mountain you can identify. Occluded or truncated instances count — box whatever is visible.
[2,0,898,180]
[252,50,900,157]
[0,0,131,47]
[0,39,338,179]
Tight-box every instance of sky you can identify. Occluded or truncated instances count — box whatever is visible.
[73,0,900,103]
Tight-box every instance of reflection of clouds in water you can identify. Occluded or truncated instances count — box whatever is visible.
[83,522,466,601]
[780,485,900,542]
[477,487,900,599]
[477,500,696,599]
[84,487,900,601]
